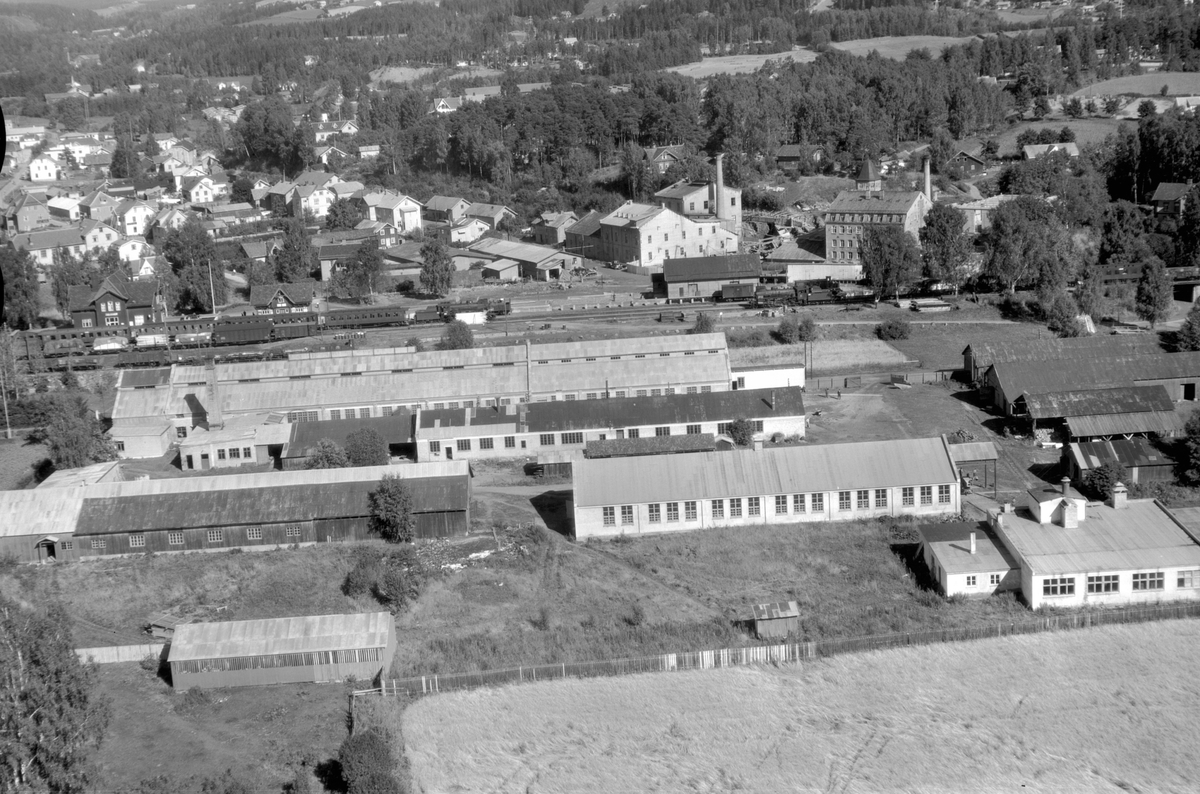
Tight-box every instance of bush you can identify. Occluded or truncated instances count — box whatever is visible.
[876,319,910,340]
[623,602,646,627]
[727,417,756,447]
[342,558,382,598]
[177,686,212,714]
[689,312,716,335]
[371,565,420,613]
[724,328,772,348]
[777,314,817,343]
[338,730,395,791]
[1081,460,1126,500]
[139,653,160,672]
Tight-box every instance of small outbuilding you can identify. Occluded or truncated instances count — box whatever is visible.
[751,600,799,639]
[168,612,397,688]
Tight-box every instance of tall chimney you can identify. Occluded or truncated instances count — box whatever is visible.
[524,338,532,403]
[204,359,223,429]
[1110,482,1128,510]
[715,153,726,224]
[924,157,932,202]
[969,531,976,555]
[770,390,776,409]
[1059,500,1078,529]
[1060,476,1071,496]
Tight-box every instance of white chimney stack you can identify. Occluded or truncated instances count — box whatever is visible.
[924,157,932,202]
[715,153,726,224]
[1110,482,1128,510]
[969,531,976,555]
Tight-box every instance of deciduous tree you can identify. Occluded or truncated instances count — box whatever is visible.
[161,218,226,314]
[439,319,474,350]
[689,312,715,334]
[369,475,416,543]
[346,428,389,467]
[0,247,40,330]
[861,226,920,300]
[919,204,971,293]
[325,198,361,231]
[304,438,350,469]
[726,418,755,447]
[1177,301,1200,351]
[273,219,316,284]
[31,394,117,470]
[1135,256,1173,328]
[418,240,454,297]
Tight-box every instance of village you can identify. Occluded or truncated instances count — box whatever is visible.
[7,0,1200,788]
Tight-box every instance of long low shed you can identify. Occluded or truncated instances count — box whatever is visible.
[169,612,396,688]
[572,436,961,539]
[0,461,470,563]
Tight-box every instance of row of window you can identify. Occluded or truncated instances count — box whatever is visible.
[431,437,516,454]
[216,447,253,461]
[964,574,1004,587]
[1042,570,1200,597]
[87,526,304,550]
[328,407,373,420]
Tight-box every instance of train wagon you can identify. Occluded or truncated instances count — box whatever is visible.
[410,307,443,324]
[718,283,757,302]
[175,332,213,346]
[213,320,273,345]
[135,334,169,348]
[324,306,411,330]
[92,337,130,353]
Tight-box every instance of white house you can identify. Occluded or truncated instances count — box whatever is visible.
[117,237,151,262]
[114,199,156,237]
[29,157,59,182]
[81,220,121,253]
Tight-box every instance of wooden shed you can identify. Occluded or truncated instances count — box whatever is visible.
[751,600,800,640]
[168,612,397,689]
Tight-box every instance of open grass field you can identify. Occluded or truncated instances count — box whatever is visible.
[95,662,346,792]
[403,619,1200,793]
[0,438,47,490]
[887,319,1051,370]
[829,35,978,59]
[729,338,911,374]
[1074,72,1200,97]
[994,117,1127,156]
[368,66,438,86]
[665,48,819,79]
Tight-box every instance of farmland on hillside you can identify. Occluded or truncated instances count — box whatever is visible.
[1074,72,1200,97]
[829,35,978,59]
[665,48,819,79]
[404,620,1200,793]
[994,118,1126,156]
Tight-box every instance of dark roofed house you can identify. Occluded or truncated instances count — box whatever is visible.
[775,144,822,170]
[962,335,1160,383]
[422,196,471,224]
[240,237,282,263]
[68,275,163,330]
[1019,385,1183,441]
[643,145,685,174]
[250,282,316,315]
[1152,182,1192,216]
[564,210,603,259]
[661,254,761,300]
[947,150,987,174]
[1065,437,1176,485]
[586,433,716,459]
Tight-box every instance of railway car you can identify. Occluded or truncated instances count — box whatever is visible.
[323,306,411,330]
[718,283,757,302]
[213,319,273,345]
[135,334,169,348]
[175,332,213,346]
[410,307,443,324]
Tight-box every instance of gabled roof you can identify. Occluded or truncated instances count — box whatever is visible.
[963,335,1159,372]
[1152,182,1191,203]
[79,189,119,208]
[586,433,716,458]
[10,227,85,252]
[536,211,577,229]
[600,202,666,229]
[1023,142,1079,159]
[68,275,158,313]
[424,195,470,212]
[286,413,414,454]
[826,190,924,215]
[1068,438,1175,472]
[920,521,1018,576]
[1022,385,1175,420]
[654,180,711,201]
[465,202,515,218]
[468,237,563,265]
[566,209,603,238]
[249,281,316,308]
[644,144,684,163]
[993,353,1200,400]
[662,254,760,284]
[170,613,392,662]
[115,198,153,216]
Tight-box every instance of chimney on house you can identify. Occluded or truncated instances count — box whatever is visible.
[752,436,764,452]
[1110,482,1128,510]
[969,531,976,555]
[1060,476,1071,496]
[924,157,932,203]
[770,390,776,410]
[715,153,727,224]
[1059,499,1079,529]
[204,359,223,429]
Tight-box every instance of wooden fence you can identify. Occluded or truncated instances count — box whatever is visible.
[354,601,1200,701]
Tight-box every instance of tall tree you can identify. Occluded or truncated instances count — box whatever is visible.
[439,319,474,350]
[230,177,255,205]
[109,139,141,180]
[918,204,971,293]
[31,394,118,470]
[1099,200,1145,265]
[1135,256,1173,328]
[0,595,111,792]
[273,219,316,284]
[50,251,91,319]
[861,226,921,300]
[304,438,350,469]
[0,247,40,330]
[161,218,226,314]
[369,475,416,543]
[55,97,86,131]
[325,198,361,231]
[345,428,389,467]
[981,196,1071,294]
[418,240,454,297]
[1177,301,1200,352]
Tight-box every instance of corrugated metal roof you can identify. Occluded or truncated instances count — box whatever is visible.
[1065,411,1184,438]
[751,601,799,620]
[949,442,998,462]
[528,387,803,433]
[586,434,716,458]
[662,254,761,284]
[38,461,123,489]
[921,521,1018,575]
[573,437,956,507]
[1068,438,1175,471]
[287,413,414,454]
[826,190,923,214]
[1023,385,1174,420]
[965,336,1157,371]
[0,490,85,539]
[993,352,1200,400]
[997,501,1200,575]
[120,368,172,389]
[170,612,391,662]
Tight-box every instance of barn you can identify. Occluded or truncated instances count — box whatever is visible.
[986,353,1200,415]
[281,413,415,469]
[168,612,397,688]
[1016,385,1182,441]
[1065,438,1177,485]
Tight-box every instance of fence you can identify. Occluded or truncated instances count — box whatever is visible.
[354,601,1200,701]
[76,643,166,664]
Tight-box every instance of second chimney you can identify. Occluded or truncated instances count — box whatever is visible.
[1060,476,1071,496]
[969,531,976,555]
[1110,482,1129,510]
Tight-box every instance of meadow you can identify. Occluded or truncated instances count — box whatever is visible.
[1073,72,1200,97]
[665,48,819,78]
[403,619,1200,793]
[994,117,1127,156]
[829,35,978,59]
[728,337,911,374]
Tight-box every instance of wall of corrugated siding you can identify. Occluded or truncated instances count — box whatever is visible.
[170,658,386,688]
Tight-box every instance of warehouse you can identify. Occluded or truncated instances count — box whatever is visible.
[572,436,960,539]
[281,413,415,469]
[109,334,734,449]
[1065,438,1177,485]
[169,612,396,688]
[0,462,469,563]
[962,336,1159,384]
[1017,385,1183,441]
[177,413,294,470]
[985,352,1200,415]
[660,254,760,300]
[924,483,1200,609]
[414,387,806,462]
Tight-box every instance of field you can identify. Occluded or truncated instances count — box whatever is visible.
[1074,72,1200,97]
[993,117,1127,156]
[0,438,48,490]
[728,338,911,374]
[403,620,1200,793]
[829,35,978,59]
[886,319,1051,370]
[665,48,819,79]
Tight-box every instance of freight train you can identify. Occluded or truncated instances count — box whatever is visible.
[14,299,511,369]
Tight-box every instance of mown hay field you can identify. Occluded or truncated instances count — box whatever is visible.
[665,48,819,78]
[1073,72,1200,97]
[829,35,977,59]
[728,338,910,373]
[404,620,1200,793]
[994,118,1127,155]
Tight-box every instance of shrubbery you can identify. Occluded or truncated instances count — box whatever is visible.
[876,319,911,340]
[342,548,425,613]
[1081,460,1126,500]
[776,314,817,343]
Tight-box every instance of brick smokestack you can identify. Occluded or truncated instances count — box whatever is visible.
[715,153,726,224]
[204,358,223,429]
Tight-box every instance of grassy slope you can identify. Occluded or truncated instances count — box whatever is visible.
[403,620,1200,793]
[1073,72,1200,97]
[0,439,48,490]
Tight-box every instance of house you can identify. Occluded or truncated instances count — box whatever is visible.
[117,237,151,262]
[240,237,282,264]
[661,254,760,300]
[426,217,491,245]
[572,436,961,539]
[595,202,739,269]
[9,228,87,266]
[423,195,471,224]
[775,143,822,170]
[109,333,734,437]
[1151,182,1191,216]
[643,144,686,174]
[47,196,81,223]
[951,194,1021,234]
[414,386,806,463]
[824,159,933,267]
[1022,142,1080,160]
[431,97,464,114]
[314,144,349,166]
[182,176,223,205]
[358,144,381,159]
[467,238,580,281]
[317,241,367,281]
[481,258,520,281]
[176,413,295,469]
[917,522,1021,599]
[531,211,577,247]
[68,275,162,329]
[924,483,1200,609]
[281,414,414,469]
[353,219,399,248]
[166,140,197,166]
[169,613,397,689]
[352,190,422,232]
[1017,385,1183,441]
[80,219,122,253]
[465,202,517,229]
[1065,438,1176,486]
[564,210,603,259]
[310,119,359,143]
[961,336,1160,384]
[114,199,156,237]
[152,132,179,151]
[250,282,317,315]
[946,150,988,174]
[29,156,59,182]
[6,193,51,233]
[152,207,191,236]
[128,255,161,280]
[288,171,343,218]
[654,165,742,234]
[78,190,121,224]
